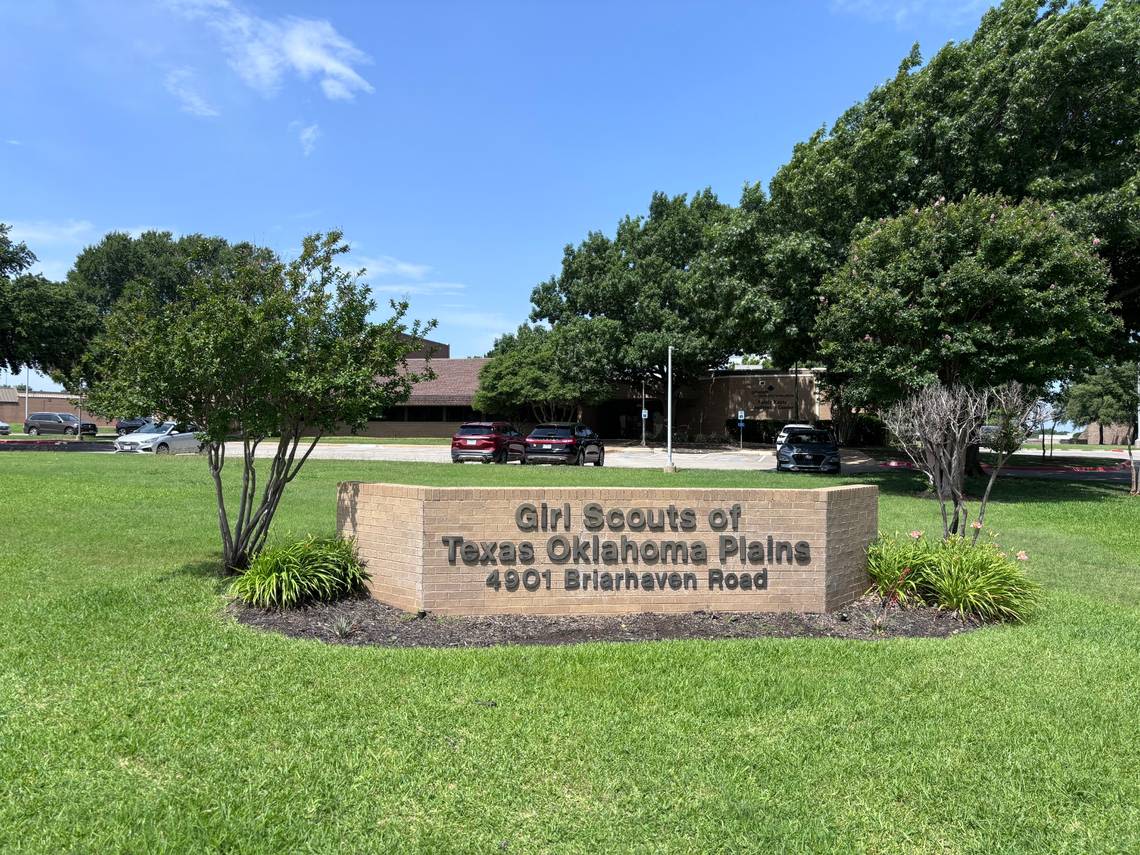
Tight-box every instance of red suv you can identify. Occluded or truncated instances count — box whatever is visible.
[451,422,527,464]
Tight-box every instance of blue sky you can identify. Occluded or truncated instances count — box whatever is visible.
[1,0,992,390]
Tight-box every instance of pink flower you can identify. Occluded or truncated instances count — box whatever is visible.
[942,334,952,342]
[971,520,983,530]
[1016,550,1029,561]
[1092,237,1101,247]
[908,530,923,540]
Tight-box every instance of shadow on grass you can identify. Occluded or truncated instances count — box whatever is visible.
[159,558,234,595]
[849,470,1128,505]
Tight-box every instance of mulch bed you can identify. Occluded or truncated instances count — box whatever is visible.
[231,593,982,648]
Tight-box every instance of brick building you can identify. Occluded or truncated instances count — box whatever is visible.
[0,389,115,429]
[352,343,829,439]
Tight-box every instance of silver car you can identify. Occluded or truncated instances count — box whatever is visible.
[114,421,202,454]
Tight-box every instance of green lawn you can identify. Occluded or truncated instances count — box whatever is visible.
[1,453,1138,853]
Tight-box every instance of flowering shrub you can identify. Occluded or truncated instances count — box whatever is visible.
[866,533,1039,622]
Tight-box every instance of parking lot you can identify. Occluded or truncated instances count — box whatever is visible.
[222,440,895,473]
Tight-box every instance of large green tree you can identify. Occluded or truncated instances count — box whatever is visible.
[61,230,237,390]
[0,223,96,377]
[529,189,740,392]
[1064,360,1140,492]
[88,231,431,569]
[474,321,618,422]
[1064,361,1139,442]
[728,0,1140,367]
[816,193,1118,408]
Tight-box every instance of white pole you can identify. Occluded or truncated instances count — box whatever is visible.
[640,378,646,447]
[1134,364,1140,490]
[24,365,29,421]
[666,346,674,471]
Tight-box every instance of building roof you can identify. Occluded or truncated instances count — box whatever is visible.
[0,387,18,404]
[399,333,450,360]
[404,358,487,406]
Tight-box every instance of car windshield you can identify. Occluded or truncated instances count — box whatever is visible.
[787,430,832,444]
[60,414,78,422]
[530,425,573,438]
[139,422,172,434]
[457,425,495,436]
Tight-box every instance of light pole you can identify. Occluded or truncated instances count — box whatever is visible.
[24,365,29,422]
[640,378,646,447]
[1134,365,1140,492]
[665,346,675,472]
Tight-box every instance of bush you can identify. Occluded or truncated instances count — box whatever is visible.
[866,534,1039,622]
[228,536,369,609]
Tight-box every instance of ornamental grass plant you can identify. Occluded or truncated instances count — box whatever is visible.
[228,535,369,609]
[867,533,1039,622]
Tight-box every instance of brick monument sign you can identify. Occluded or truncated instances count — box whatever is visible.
[337,483,878,616]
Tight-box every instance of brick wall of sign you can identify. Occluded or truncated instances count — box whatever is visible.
[337,484,877,616]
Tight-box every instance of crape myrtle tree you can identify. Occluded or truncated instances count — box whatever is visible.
[816,193,1119,409]
[88,231,432,570]
[474,321,619,422]
[0,223,97,377]
[529,190,742,395]
[884,382,1043,539]
[732,0,1140,404]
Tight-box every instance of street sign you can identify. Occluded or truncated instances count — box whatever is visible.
[641,408,648,420]
[737,409,745,421]
[737,420,745,429]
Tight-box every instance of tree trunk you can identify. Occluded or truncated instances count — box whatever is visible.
[208,428,321,572]
[1099,422,1104,445]
[965,443,985,478]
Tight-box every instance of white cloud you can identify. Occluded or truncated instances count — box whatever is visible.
[8,219,93,280]
[5,139,20,146]
[164,67,220,117]
[352,254,432,280]
[291,121,320,155]
[829,0,992,26]
[169,0,373,101]
[7,219,95,246]
[371,281,467,297]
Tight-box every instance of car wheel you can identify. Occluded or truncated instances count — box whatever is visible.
[594,447,605,467]
[155,443,171,455]
[27,427,39,436]
[64,426,75,436]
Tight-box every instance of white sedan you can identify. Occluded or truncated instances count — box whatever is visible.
[114,421,202,454]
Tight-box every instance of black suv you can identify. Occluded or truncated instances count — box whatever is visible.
[524,423,604,466]
[115,416,154,436]
[775,428,841,473]
[24,412,98,436]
